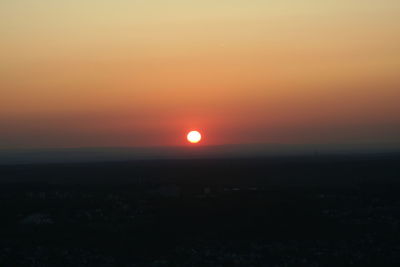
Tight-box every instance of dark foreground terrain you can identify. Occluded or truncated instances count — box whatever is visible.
[0,154,400,266]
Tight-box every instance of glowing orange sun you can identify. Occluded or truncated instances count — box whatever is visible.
[187,130,202,143]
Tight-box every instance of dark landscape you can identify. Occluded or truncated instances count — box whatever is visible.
[1,153,399,266]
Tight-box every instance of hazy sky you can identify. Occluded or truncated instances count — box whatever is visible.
[1,0,399,148]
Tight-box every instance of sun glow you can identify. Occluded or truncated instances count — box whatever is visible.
[187,131,202,144]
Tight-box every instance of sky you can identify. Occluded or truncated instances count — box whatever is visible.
[1,0,400,149]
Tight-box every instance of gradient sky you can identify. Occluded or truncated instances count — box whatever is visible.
[1,0,400,148]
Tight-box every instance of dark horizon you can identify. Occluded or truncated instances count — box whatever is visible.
[1,142,400,165]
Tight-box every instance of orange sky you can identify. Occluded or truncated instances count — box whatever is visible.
[1,0,400,148]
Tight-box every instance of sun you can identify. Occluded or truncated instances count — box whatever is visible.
[187,130,202,144]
